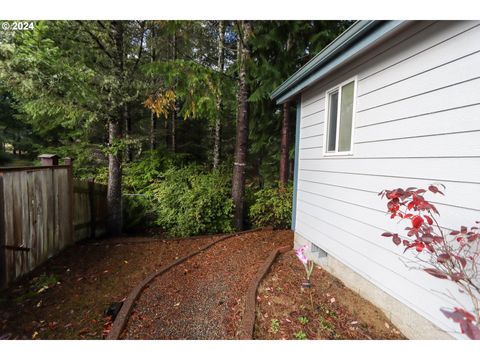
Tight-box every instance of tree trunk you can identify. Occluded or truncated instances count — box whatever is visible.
[279,101,290,187]
[171,31,177,153]
[124,104,132,162]
[213,20,225,169]
[232,20,252,231]
[107,20,125,235]
[107,119,123,235]
[150,111,156,151]
[149,24,157,151]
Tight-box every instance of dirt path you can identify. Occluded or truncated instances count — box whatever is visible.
[121,230,292,339]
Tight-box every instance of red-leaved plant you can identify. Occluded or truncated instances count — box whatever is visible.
[379,185,480,339]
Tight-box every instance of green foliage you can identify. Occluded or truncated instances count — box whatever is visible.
[149,165,234,237]
[298,316,309,325]
[31,273,59,294]
[318,315,335,334]
[293,331,307,340]
[270,319,280,334]
[249,182,293,229]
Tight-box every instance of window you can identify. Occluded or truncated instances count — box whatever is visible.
[325,78,356,154]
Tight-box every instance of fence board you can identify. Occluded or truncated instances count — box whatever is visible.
[0,165,107,288]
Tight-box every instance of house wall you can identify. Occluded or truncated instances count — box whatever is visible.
[295,20,480,339]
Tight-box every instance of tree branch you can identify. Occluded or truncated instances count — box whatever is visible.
[77,20,114,61]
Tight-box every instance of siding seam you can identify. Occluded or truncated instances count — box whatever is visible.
[356,102,480,129]
[358,48,480,98]
[357,76,480,113]
[359,22,480,82]
[298,174,480,211]
[354,129,480,145]
[297,168,480,185]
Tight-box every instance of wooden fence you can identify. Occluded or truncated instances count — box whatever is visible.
[73,179,108,241]
[0,161,107,288]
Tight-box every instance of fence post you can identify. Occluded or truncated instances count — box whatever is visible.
[64,157,74,244]
[88,179,96,240]
[0,175,5,288]
[38,154,59,166]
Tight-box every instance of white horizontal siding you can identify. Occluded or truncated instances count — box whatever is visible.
[295,20,480,338]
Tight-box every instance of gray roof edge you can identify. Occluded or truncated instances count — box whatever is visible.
[270,20,402,102]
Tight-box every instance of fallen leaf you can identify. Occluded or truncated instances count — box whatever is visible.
[124,260,128,264]
[350,321,358,325]
[173,302,180,307]
[330,297,336,303]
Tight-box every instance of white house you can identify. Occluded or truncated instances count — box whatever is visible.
[271,20,480,339]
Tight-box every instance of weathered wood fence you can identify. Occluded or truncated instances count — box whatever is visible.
[0,156,107,288]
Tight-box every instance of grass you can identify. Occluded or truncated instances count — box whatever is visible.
[294,331,307,340]
[270,319,280,334]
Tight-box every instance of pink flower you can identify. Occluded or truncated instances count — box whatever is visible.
[295,245,308,265]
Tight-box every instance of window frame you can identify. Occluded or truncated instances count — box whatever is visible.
[323,76,358,157]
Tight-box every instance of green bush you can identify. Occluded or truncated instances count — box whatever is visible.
[249,182,293,229]
[149,165,234,237]
[121,151,190,230]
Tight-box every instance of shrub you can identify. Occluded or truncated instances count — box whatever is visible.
[149,165,234,237]
[249,182,293,229]
[121,151,190,230]
[379,185,480,339]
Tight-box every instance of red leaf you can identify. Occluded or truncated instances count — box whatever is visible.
[424,215,433,225]
[441,308,480,339]
[424,268,448,279]
[381,232,393,237]
[454,255,467,268]
[415,242,425,252]
[392,234,401,246]
[450,272,465,282]
[437,253,450,263]
[411,216,423,229]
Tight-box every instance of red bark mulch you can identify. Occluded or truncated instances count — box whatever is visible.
[0,235,219,339]
[254,250,406,340]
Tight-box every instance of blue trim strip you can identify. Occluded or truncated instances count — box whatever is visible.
[291,101,301,231]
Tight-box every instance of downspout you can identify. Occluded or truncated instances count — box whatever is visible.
[291,99,301,231]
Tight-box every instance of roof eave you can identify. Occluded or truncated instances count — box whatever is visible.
[271,20,408,104]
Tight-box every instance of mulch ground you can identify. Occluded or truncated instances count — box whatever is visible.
[121,229,292,339]
[0,235,219,340]
[254,250,406,340]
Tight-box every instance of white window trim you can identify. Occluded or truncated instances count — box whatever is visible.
[322,76,358,157]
